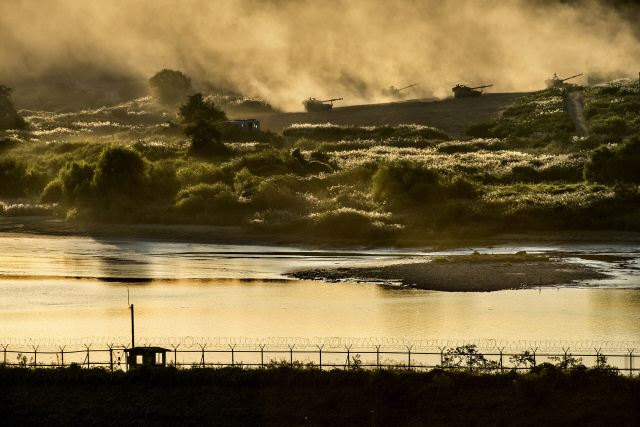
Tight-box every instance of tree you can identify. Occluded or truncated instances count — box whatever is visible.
[178,93,228,154]
[0,85,27,130]
[148,69,193,105]
[92,146,150,198]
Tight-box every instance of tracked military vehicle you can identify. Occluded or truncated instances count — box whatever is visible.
[452,84,493,98]
[545,73,583,88]
[303,97,343,112]
[381,83,419,98]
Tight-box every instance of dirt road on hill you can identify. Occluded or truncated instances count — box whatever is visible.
[567,91,589,136]
[230,93,530,140]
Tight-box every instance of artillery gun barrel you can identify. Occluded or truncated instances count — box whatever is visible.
[322,98,343,102]
[561,73,583,82]
[471,84,493,90]
[398,83,419,91]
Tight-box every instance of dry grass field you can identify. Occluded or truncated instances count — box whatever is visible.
[233,93,530,139]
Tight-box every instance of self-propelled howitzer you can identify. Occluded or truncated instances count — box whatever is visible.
[381,83,419,98]
[303,97,343,112]
[452,84,493,98]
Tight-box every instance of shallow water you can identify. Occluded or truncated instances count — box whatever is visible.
[1,235,639,344]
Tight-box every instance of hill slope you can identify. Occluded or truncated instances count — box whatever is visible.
[232,93,530,139]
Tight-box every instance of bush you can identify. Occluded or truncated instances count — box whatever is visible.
[175,183,240,217]
[92,146,150,199]
[234,167,261,197]
[310,208,400,240]
[0,158,28,197]
[283,124,449,142]
[584,136,640,184]
[177,163,227,187]
[57,161,95,202]
[148,69,193,105]
[371,161,441,204]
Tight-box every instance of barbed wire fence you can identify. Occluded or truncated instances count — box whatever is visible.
[1,337,637,375]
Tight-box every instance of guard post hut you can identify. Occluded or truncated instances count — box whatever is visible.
[232,119,260,131]
[125,346,169,370]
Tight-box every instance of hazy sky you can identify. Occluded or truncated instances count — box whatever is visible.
[2,0,639,110]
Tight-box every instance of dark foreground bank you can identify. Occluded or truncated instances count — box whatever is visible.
[1,365,638,427]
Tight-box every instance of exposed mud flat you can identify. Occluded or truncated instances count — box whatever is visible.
[287,257,610,292]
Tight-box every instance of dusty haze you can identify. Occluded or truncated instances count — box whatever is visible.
[1,0,639,111]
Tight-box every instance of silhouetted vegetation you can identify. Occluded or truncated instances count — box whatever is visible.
[148,69,193,105]
[0,362,638,427]
[0,85,28,130]
[179,93,229,155]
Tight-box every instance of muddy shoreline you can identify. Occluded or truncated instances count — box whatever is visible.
[287,257,610,292]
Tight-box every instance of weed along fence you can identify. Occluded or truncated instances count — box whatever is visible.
[1,337,638,375]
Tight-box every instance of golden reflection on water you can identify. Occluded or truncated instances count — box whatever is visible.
[1,235,639,343]
[1,277,639,342]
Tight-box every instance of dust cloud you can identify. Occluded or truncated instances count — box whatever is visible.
[1,0,639,111]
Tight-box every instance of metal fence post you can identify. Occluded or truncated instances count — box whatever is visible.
[288,345,295,367]
[316,345,323,369]
[2,344,8,365]
[533,347,538,367]
[346,345,352,369]
[199,344,207,367]
[629,349,635,376]
[60,346,65,367]
[171,344,180,367]
[407,346,413,370]
[499,348,504,373]
[85,344,91,368]
[376,345,380,369]
[229,344,236,367]
[259,344,266,368]
[109,346,113,371]
[439,347,445,368]
[33,346,38,367]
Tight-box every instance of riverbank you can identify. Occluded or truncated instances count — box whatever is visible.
[1,365,638,427]
[287,256,610,291]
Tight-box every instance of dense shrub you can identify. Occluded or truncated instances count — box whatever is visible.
[584,136,640,184]
[176,162,227,187]
[223,149,303,177]
[234,167,261,197]
[175,183,238,214]
[0,158,47,197]
[50,161,96,203]
[309,208,401,240]
[91,146,150,199]
[283,124,449,142]
[0,158,28,197]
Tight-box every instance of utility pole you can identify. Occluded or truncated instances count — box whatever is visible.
[128,290,135,348]
[131,303,135,348]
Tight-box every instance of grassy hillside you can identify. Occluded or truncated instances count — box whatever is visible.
[0,79,639,244]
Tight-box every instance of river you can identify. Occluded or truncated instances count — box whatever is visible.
[1,234,639,345]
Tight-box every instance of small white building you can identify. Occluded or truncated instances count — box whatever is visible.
[232,119,260,131]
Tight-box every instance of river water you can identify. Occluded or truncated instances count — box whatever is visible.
[1,234,639,345]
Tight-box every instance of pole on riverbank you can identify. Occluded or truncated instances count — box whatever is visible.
[128,290,135,348]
